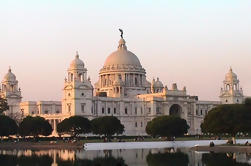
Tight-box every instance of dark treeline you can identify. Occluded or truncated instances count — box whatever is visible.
[0,115,125,139]
[201,98,251,143]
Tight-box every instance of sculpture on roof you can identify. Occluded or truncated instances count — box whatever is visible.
[119,29,123,38]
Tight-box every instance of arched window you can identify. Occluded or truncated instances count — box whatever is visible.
[81,103,85,113]
[67,104,71,112]
[169,104,182,117]
[140,75,142,85]
[11,85,14,92]
[135,77,138,86]
[79,74,83,82]
[71,74,73,81]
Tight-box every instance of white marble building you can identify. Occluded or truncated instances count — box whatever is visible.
[0,33,248,135]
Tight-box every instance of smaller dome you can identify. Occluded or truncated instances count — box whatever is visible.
[69,52,85,70]
[3,68,16,82]
[225,67,237,82]
[153,78,164,88]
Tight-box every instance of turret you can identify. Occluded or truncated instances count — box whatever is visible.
[219,67,244,104]
[62,52,93,117]
[0,67,22,116]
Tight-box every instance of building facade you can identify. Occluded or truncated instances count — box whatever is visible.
[0,33,247,135]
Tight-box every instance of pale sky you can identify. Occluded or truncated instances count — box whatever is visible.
[0,0,251,101]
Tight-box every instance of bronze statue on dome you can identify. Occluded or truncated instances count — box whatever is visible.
[119,29,123,38]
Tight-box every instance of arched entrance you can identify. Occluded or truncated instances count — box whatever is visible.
[169,104,182,117]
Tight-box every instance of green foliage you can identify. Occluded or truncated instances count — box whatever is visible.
[57,116,91,137]
[201,104,251,136]
[244,98,251,106]
[0,97,9,114]
[146,116,189,137]
[0,115,18,137]
[146,151,189,166]
[202,153,250,166]
[19,116,52,137]
[91,116,124,137]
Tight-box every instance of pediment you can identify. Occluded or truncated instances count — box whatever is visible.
[64,85,73,90]
[6,94,21,98]
[77,84,92,90]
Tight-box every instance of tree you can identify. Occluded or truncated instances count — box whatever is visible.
[244,98,251,106]
[201,104,251,143]
[0,97,9,114]
[91,116,124,138]
[0,115,18,137]
[57,116,91,137]
[19,116,52,137]
[146,116,189,138]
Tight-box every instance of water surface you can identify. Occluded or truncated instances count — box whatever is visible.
[1,148,251,166]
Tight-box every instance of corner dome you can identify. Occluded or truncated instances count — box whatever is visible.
[69,52,85,70]
[225,67,237,82]
[153,78,164,88]
[103,38,142,68]
[3,68,16,82]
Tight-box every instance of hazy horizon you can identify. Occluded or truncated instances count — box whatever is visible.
[1,0,251,101]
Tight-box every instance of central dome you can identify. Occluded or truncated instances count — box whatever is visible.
[103,38,142,68]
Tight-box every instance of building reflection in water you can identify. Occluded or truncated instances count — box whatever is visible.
[1,148,251,166]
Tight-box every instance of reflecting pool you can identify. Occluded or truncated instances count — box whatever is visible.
[1,148,251,166]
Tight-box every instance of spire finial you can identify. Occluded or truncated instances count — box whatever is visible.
[119,29,123,39]
[230,66,232,72]
[76,51,79,58]
[117,29,127,50]
[8,66,11,72]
